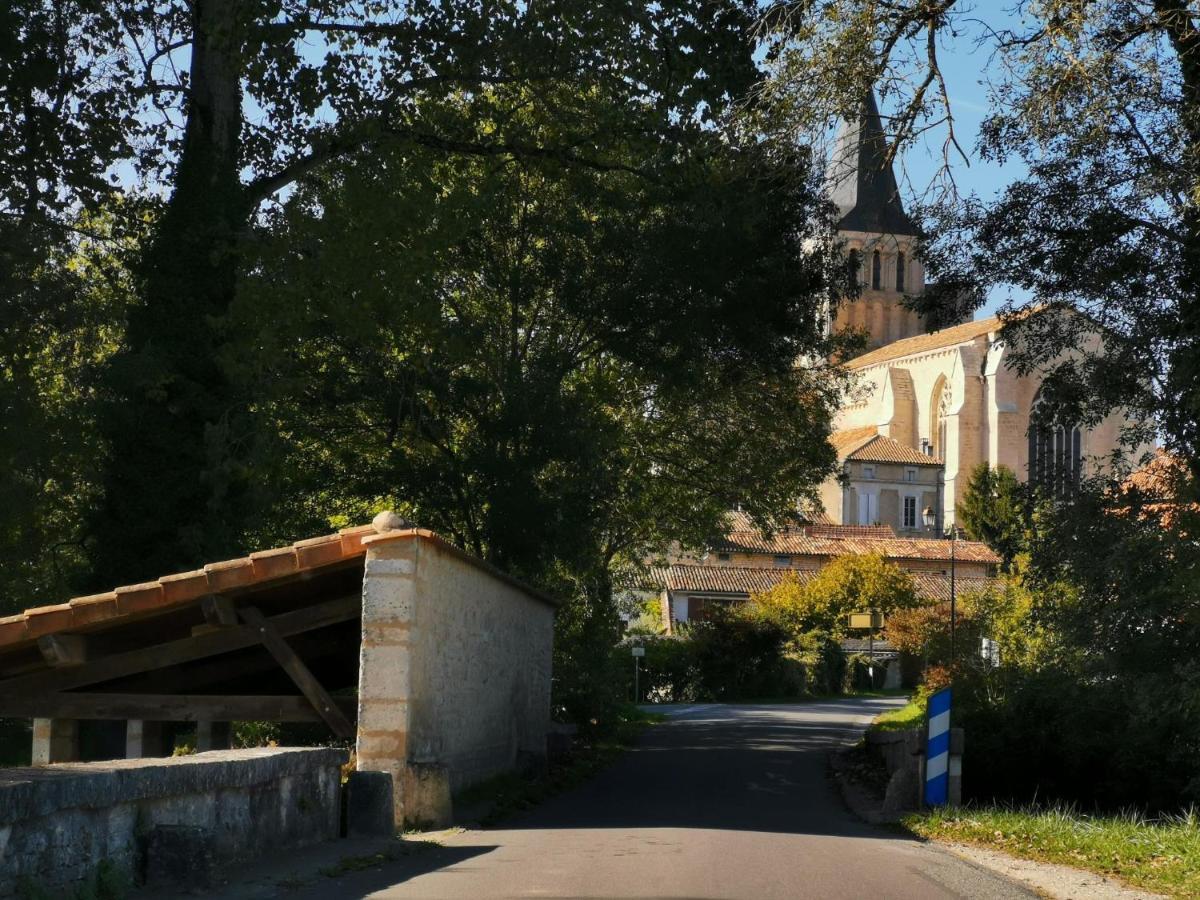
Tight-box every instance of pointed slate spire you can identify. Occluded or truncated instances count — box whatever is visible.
[828,91,918,236]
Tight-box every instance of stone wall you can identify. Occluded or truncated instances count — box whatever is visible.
[0,747,346,898]
[355,530,557,828]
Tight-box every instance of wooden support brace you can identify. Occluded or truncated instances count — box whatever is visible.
[37,634,87,667]
[239,606,356,739]
[200,595,239,627]
[0,594,360,699]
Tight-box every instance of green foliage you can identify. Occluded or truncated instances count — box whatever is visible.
[755,554,920,638]
[957,464,1026,571]
[905,805,1200,900]
[868,696,924,733]
[791,629,847,695]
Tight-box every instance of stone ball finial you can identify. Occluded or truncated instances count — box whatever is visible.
[372,510,413,534]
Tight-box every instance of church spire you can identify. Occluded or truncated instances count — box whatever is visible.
[828,91,918,237]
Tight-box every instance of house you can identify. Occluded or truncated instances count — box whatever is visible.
[660,513,997,631]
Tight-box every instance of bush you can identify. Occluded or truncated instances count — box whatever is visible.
[793,629,846,695]
[843,652,888,692]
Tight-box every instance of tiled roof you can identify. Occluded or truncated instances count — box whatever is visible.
[0,525,378,651]
[808,524,896,539]
[846,315,1002,370]
[829,426,878,457]
[666,563,993,602]
[847,434,942,466]
[722,507,832,533]
[0,524,560,652]
[711,529,1000,565]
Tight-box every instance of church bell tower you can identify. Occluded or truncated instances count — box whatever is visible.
[827,92,925,350]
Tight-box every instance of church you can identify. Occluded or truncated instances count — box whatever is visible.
[816,93,1130,533]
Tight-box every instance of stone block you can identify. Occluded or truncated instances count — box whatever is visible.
[402,762,452,830]
[144,824,215,890]
[345,771,395,838]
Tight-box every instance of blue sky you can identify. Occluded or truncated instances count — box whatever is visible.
[884,13,1030,316]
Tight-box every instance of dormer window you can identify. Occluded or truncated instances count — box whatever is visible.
[871,250,882,289]
[896,251,906,291]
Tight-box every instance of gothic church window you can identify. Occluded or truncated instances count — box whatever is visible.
[1028,394,1082,497]
[871,250,882,289]
[932,378,951,459]
[896,252,906,292]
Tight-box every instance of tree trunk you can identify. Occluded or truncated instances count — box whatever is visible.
[91,0,250,586]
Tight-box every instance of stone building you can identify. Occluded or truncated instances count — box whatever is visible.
[820,93,1133,526]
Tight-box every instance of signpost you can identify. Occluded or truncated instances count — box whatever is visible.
[923,687,952,806]
[632,645,645,702]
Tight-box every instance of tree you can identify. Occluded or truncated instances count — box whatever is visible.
[754,553,919,638]
[231,87,849,724]
[3,1,777,587]
[957,463,1026,571]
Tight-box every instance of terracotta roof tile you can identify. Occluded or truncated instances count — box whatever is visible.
[846,315,1002,370]
[666,563,993,603]
[113,582,165,615]
[0,524,381,652]
[829,426,878,457]
[847,434,942,466]
[711,528,999,564]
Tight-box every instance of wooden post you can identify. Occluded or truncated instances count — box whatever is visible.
[125,719,167,758]
[196,720,232,752]
[32,718,79,764]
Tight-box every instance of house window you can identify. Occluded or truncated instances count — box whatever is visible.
[862,464,876,479]
[717,552,730,564]
[903,496,917,529]
[896,251,906,291]
[857,492,878,525]
[871,250,882,289]
[904,467,917,482]
[773,555,790,567]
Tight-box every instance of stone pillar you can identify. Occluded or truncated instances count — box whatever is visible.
[355,530,417,829]
[196,721,232,752]
[125,719,168,758]
[31,718,79,764]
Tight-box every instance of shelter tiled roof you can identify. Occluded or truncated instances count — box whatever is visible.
[0,524,559,653]
[665,563,993,603]
[846,315,1002,370]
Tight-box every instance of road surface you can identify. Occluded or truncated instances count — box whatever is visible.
[292,699,1035,899]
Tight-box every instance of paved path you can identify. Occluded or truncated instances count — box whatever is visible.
[292,699,1035,899]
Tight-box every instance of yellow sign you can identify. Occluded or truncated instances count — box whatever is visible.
[849,612,883,629]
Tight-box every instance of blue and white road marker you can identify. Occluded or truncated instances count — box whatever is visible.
[924,687,952,806]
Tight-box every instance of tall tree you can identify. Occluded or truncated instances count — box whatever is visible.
[957,463,1025,571]
[233,86,849,722]
[3,1,772,587]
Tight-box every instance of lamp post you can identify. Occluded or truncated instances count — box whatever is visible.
[923,507,957,667]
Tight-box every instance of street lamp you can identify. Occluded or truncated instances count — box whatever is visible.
[923,507,957,667]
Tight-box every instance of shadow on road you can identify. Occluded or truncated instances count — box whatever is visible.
[490,698,906,840]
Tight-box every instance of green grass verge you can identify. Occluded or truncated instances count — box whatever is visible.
[904,805,1200,899]
[867,695,923,733]
[453,704,661,827]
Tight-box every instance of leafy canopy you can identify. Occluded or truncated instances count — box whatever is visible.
[754,553,920,638]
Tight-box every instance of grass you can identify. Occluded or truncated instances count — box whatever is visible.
[453,704,661,827]
[867,695,923,733]
[904,804,1200,899]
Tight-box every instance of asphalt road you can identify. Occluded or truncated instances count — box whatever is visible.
[297,699,1035,900]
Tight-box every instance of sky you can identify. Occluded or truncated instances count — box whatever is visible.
[882,11,1031,317]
